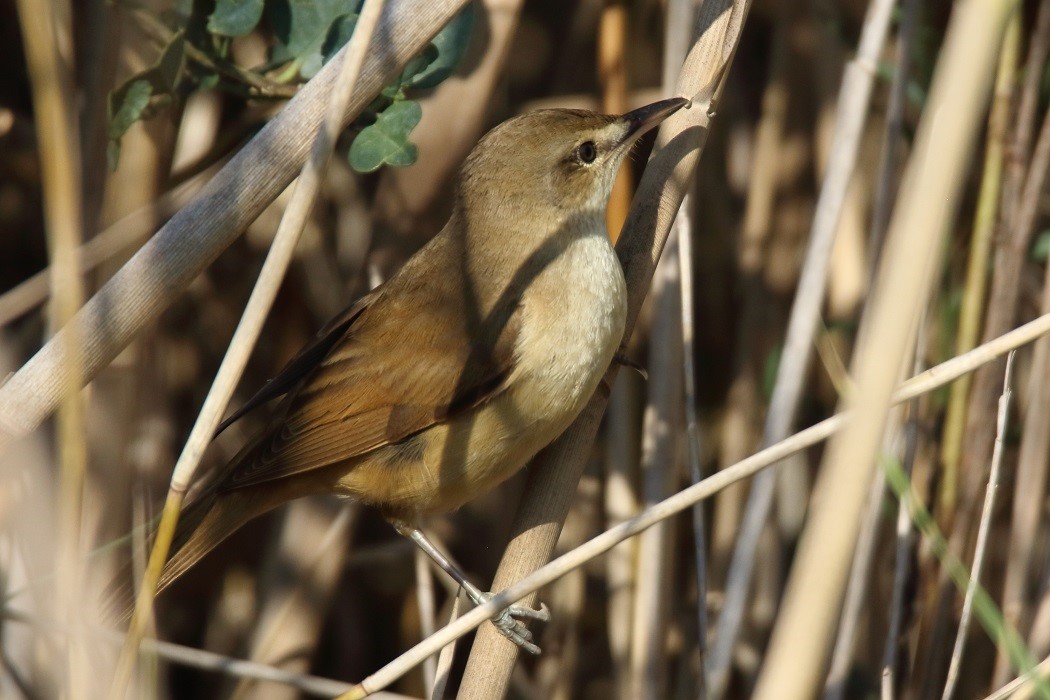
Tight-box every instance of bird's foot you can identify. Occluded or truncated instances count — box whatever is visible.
[478,592,550,655]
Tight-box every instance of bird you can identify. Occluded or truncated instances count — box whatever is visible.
[113,96,689,654]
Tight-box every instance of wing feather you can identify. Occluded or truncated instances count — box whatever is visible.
[214,292,378,436]
[219,268,521,492]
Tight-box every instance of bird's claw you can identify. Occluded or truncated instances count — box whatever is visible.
[479,593,550,655]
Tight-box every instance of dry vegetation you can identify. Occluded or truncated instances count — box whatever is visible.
[1,0,1050,698]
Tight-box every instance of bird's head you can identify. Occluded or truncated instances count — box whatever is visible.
[458,97,689,221]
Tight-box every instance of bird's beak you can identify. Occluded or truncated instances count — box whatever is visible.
[618,97,690,144]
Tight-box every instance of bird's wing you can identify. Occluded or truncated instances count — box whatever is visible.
[220,277,522,490]
[213,291,380,437]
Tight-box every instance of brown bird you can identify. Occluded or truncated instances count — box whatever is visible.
[118,96,688,653]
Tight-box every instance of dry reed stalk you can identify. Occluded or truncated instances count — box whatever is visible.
[997,36,1050,689]
[952,0,1050,527]
[676,193,708,694]
[709,21,785,605]
[431,594,461,699]
[708,0,898,690]
[1030,599,1050,677]
[78,0,122,235]
[629,236,683,699]
[14,0,89,693]
[942,352,1016,699]
[415,547,438,698]
[1011,265,1050,644]
[753,0,1018,694]
[868,0,919,267]
[939,8,1020,528]
[881,327,928,700]
[879,429,917,700]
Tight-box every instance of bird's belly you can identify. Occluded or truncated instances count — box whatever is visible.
[337,401,559,516]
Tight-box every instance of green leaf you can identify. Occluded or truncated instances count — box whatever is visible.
[268,0,357,77]
[153,32,187,90]
[107,79,153,169]
[300,52,324,79]
[1033,230,1050,263]
[397,45,438,89]
[321,12,358,64]
[208,0,265,36]
[108,79,153,140]
[349,99,422,172]
[106,33,186,169]
[269,0,345,55]
[198,72,221,91]
[402,5,475,89]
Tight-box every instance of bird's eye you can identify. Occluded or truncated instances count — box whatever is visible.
[577,141,597,164]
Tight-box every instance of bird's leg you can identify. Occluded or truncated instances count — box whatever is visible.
[389,519,550,655]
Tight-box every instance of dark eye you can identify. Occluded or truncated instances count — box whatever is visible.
[577,141,597,163]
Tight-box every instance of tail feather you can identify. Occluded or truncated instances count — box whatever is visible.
[105,487,267,621]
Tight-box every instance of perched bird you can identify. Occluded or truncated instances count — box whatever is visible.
[117,96,688,653]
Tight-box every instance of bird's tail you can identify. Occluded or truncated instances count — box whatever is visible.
[104,485,267,621]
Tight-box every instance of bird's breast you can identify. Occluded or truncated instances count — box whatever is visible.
[510,225,627,422]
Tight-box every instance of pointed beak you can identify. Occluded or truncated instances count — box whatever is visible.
[618,97,690,144]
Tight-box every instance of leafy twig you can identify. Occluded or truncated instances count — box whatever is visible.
[129,8,299,99]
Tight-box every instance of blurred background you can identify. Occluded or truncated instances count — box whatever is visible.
[1,0,1049,697]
